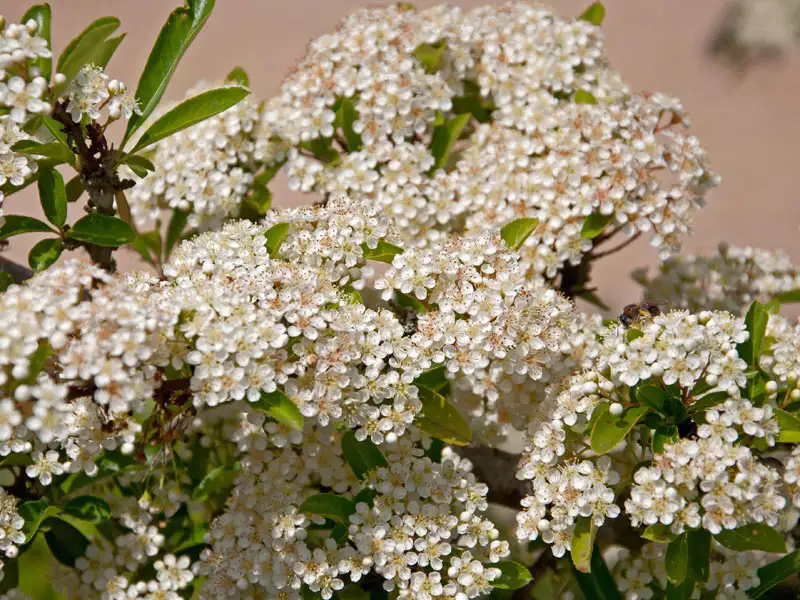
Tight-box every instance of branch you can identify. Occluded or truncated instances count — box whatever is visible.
[0,255,34,284]
[591,232,641,260]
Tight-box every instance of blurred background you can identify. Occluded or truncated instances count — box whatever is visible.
[4,0,800,316]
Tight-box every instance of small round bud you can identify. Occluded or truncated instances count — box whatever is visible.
[25,19,39,34]
[791,389,800,401]
[705,374,719,387]
[609,402,624,416]
[766,380,778,393]
[53,72,67,85]
[537,519,550,532]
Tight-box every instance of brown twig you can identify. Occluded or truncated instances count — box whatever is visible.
[591,232,642,259]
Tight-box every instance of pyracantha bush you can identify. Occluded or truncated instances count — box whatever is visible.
[0,2,800,600]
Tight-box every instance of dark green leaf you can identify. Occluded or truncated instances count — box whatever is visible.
[0,272,15,292]
[334,97,363,152]
[413,42,447,73]
[451,80,495,123]
[774,290,800,304]
[395,291,427,313]
[775,408,800,443]
[581,212,614,239]
[63,496,111,524]
[0,556,18,593]
[429,113,470,172]
[122,153,156,174]
[95,33,126,69]
[226,66,249,87]
[191,465,236,501]
[665,579,694,600]
[65,175,84,203]
[500,218,539,251]
[165,209,189,257]
[41,116,69,147]
[301,137,339,164]
[572,544,623,600]
[123,0,216,146]
[747,550,800,598]
[651,426,678,453]
[687,529,711,584]
[642,523,678,543]
[299,493,356,525]
[715,523,787,554]
[579,2,606,25]
[417,386,472,446]
[575,89,598,104]
[43,516,89,567]
[264,222,290,257]
[666,534,689,583]
[737,301,769,370]
[132,87,249,153]
[491,561,533,590]
[12,140,74,166]
[254,158,287,186]
[67,214,135,247]
[37,167,67,227]
[590,404,647,454]
[19,500,59,542]
[28,238,62,271]
[341,431,388,479]
[21,340,52,384]
[353,488,378,507]
[56,17,121,90]
[570,516,596,573]
[635,384,686,425]
[361,241,403,263]
[252,389,304,430]
[689,391,729,416]
[0,215,55,239]
[240,184,272,220]
[21,4,52,80]
[414,366,449,392]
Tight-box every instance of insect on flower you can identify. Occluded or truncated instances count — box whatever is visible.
[618,300,670,328]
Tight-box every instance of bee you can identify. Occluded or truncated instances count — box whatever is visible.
[618,300,669,328]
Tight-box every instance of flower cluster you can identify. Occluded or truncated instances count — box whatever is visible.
[0,15,52,123]
[515,308,800,557]
[0,488,25,561]
[0,117,37,226]
[65,64,139,123]
[633,242,800,314]
[264,1,719,281]
[129,80,286,232]
[198,429,507,600]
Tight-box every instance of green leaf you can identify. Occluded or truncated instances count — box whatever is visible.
[122,153,156,174]
[254,158,287,186]
[571,545,623,600]
[625,328,645,342]
[687,529,711,584]
[0,215,55,239]
[339,585,370,600]
[63,496,111,524]
[334,97,363,152]
[131,86,249,153]
[575,89,598,104]
[666,533,689,584]
[665,579,694,600]
[299,493,356,525]
[579,2,606,25]
[764,298,780,314]
[579,290,610,311]
[354,488,378,507]
[340,285,363,305]
[414,366,449,392]
[226,66,249,87]
[737,301,769,370]
[19,500,60,542]
[65,175,84,203]
[56,17,121,91]
[122,0,216,147]
[451,80,495,123]
[715,523,787,554]
[774,289,800,304]
[689,391,729,416]
[775,408,800,443]
[21,4,52,80]
[301,137,339,164]
[747,550,800,598]
[429,112,470,172]
[590,404,647,454]
[361,241,403,263]
[0,272,15,292]
[165,209,189,258]
[67,214,136,247]
[651,426,678,453]
[570,516,596,573]
[417,386,472,446]
[635,384,686,425]
[413,42,447,73]
[28,238,63,272]
[491,561,533,590]
[264,222,291,257]
[12,140,74,166]
[252,389,304,430]
[37,167,67,228]
[500,218,539,251]
[0,556,18,594]
[581,212,614,239]
[95,33,126,69]
[395,291,427,313]
[642,523,678,543]
[20,340,52,384]
[191,465,236,501]
[341,431,388,480]
[43,516,89,567]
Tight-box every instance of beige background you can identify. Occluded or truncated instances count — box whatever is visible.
[4,0,800,317]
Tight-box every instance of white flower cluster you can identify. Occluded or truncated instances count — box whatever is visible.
[265,1,719,280]
[613,542,778,599]
[374,232,593,444]
[65,64,139,123]
[0,488,25,561]
[0,15,52,124]
[515,309,800,556]
[199,429,507,600]
[0,117,37,226]
[711,0,800,65]
[129,80,286,232]
[633,242,800,314]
